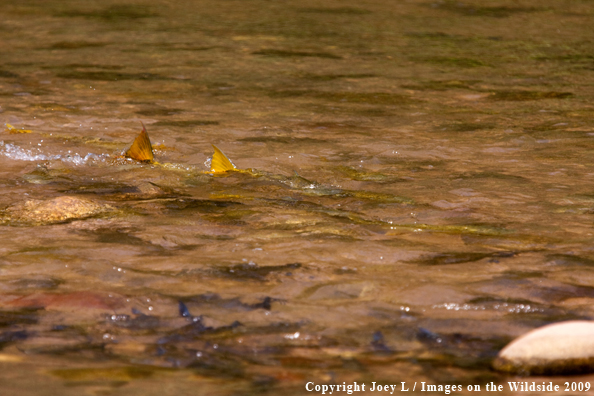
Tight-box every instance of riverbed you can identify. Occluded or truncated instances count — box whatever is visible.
[1,0,594,394]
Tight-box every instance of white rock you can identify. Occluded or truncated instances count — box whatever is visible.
[493,321,594,375]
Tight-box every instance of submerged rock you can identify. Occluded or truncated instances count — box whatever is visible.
[4,196,113,225]
[493,321,594,375]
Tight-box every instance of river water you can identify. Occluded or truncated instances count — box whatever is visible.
[1,0,594,394]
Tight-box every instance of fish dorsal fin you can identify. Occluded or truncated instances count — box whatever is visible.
[210,145,236,173]
[125,123,154,162]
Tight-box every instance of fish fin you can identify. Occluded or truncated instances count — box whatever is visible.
[125,122,154,162]
[210,145,237,173]
[5,123,32,134]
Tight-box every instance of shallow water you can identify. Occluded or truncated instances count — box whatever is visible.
[2,0,594,394]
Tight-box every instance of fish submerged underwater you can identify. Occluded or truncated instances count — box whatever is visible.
[124,124,415,201]
[1,122,406,227]
[2,121,406,200]
[124,123,242,174]
[0,122,506,238]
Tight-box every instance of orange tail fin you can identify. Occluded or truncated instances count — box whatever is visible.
[125,122,154,162]
[210,145,237,173]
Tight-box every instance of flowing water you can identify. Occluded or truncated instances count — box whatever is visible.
[1,0,594,394]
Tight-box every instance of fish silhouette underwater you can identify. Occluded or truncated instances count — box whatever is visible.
[0,122,508,236]
[122,126,509,236]
[125,123,238,175]
[124,123,413,202]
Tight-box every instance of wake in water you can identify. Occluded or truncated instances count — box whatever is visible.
[1,125,414,205]
[0,140,112,165]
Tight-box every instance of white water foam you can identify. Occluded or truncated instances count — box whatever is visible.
[0,141,111,165]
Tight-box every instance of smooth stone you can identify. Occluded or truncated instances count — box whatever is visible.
[5,196,113,224]
[493,321,594,375]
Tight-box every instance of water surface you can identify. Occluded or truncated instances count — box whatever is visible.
[1,0,594,394]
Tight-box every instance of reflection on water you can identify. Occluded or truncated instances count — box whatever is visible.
[1,0,594,394]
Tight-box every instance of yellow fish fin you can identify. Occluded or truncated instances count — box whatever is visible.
[5,123,32,134]
[210,144,237,173]
[125,123,154,163]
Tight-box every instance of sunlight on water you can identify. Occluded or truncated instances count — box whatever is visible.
[0,0,593,394]
[0,141,61,162]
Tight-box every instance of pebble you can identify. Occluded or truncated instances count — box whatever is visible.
[493,321,594,375]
